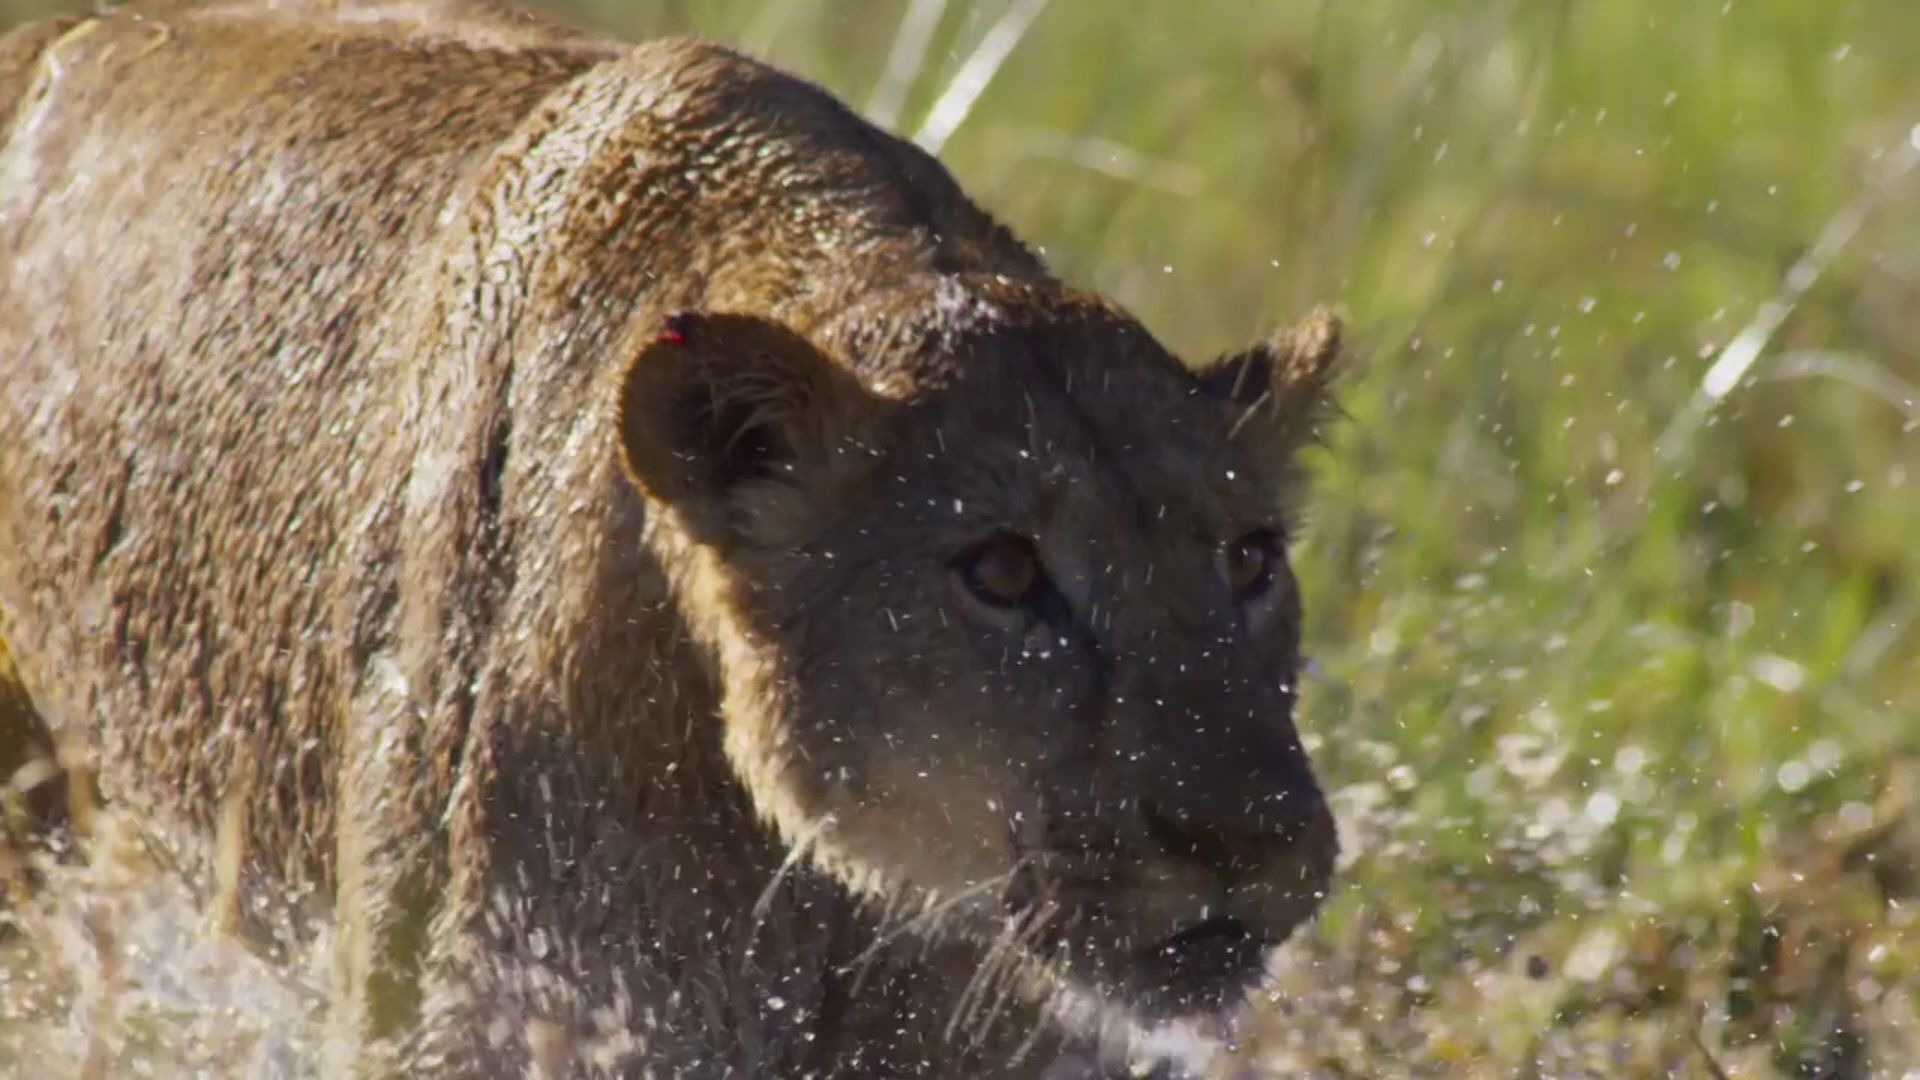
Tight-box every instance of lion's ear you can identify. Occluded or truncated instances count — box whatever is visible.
[617,312,890,546]
[1199,305,1345,455]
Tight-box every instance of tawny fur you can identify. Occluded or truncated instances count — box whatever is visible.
[0,3,1343,1076]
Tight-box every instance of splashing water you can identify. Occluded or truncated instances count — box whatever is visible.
[0,812,330,1077]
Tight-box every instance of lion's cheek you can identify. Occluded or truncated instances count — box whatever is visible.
[821,716,1035,903]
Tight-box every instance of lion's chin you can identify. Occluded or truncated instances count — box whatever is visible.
[1025,911,1273,1027]
[1133,914,1268,1014]
[1035,936,1276,1078]
[1101,917,1274,1022]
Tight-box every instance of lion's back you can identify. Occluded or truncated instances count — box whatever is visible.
[0,2,605,884]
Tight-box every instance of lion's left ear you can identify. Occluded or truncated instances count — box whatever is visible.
[617,311,891,547]
[1198,305,1345,455]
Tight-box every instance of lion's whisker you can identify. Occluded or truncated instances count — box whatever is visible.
[844,867,1019,977]
[750,813,826,924]
[949,909,1025,1042]
[967,900,1064,1048]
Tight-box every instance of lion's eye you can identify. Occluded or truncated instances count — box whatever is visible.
[959,533,1042,607]
[1221,529,1279,599]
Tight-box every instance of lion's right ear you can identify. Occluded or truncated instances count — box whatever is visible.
[1199,305,1345,458]
[617,312,890,547]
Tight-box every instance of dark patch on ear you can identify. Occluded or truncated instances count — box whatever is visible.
[617,311,886,542]
[691,395,790,489]
[1201,306,1346,451]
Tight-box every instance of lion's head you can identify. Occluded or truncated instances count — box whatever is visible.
[616,279,1341,1027]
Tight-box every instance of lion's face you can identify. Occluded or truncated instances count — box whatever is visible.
[618,300,1341,1022]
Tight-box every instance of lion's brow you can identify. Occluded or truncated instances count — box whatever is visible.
[1034,384,1166,535]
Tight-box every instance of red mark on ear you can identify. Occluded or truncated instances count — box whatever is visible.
[661,311,694,345]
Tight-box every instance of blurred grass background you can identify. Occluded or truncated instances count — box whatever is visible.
[4,0,1918,1075]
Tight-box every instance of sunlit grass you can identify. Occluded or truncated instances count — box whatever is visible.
[3,0,1916,1074]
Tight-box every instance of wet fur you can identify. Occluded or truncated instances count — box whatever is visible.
[0,2,1340,1075]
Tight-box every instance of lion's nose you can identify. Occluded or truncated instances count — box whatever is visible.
[1138,785,1329,886]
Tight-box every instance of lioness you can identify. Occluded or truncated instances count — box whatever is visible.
[0,2,1342,1075]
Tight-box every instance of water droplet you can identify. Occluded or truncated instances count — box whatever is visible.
[1751,654,1806,692]
[1776,761,1810,793]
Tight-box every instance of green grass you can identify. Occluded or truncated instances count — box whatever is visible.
[5,0,1918,1075]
